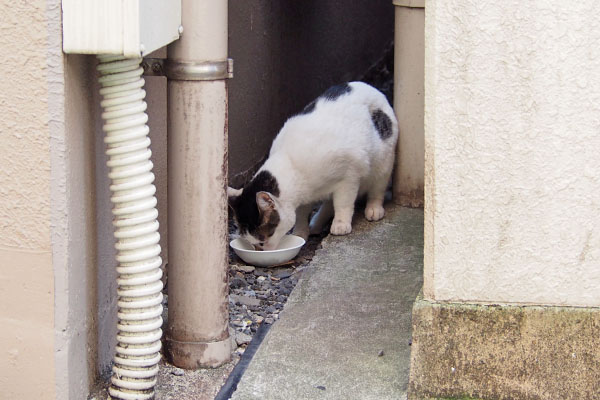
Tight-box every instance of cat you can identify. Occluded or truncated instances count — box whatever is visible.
[228,82,398,250]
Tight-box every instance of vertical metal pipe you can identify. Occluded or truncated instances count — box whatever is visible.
[165,1,231,368]
[393,0,425,207]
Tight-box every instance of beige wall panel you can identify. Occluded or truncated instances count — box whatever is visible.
[393,5,425,207]
[0,0,56,397]
[0,249,55,399]
[424,0,600,307]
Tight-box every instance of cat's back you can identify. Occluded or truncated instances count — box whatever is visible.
[270,82,397,157]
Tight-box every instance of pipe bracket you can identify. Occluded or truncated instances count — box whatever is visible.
[166,58,234,81]
[141,58,166,77]
[142,58,234,80]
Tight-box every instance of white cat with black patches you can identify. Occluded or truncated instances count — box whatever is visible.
[229,82,398,250]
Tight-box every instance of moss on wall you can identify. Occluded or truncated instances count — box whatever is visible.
[409,295,600,400]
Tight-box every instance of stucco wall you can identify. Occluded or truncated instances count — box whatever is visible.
[0,0,101,398]
[424,0,600,307]
[0,0,55,397]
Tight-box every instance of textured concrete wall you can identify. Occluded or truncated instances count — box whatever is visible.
[0,0,100,397]
[48,0,100,397]
[228,0,394,187]
[0,0,55,397]
[424,0,600,307]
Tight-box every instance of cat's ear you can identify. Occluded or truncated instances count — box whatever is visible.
[256,191,276,214]
[227,187,243,198]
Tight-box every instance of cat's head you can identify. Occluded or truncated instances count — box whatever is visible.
[228,186,295,251]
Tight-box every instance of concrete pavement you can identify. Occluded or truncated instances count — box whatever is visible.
[231,205,424,400]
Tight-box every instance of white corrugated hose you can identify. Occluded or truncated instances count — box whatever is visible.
[97,55,163,400]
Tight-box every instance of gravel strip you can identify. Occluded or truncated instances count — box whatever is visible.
[227,230,327,356]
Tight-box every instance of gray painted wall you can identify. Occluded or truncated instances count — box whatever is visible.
[228,0,394,187]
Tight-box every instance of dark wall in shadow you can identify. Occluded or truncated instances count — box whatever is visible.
[228,0,394,187]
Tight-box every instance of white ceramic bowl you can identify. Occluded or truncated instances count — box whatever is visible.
[230,234,306,267]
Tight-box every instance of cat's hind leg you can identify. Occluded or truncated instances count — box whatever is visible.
[331,178,360,235]
[365,161,393,222]
[292,204,312,240]
[309,200,334,235]
[365,183,387,221]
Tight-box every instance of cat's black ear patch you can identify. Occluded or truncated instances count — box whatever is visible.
[251,171,280,197]
[230,170,280,236]
[322,83,352,101]
[371,109,393,140]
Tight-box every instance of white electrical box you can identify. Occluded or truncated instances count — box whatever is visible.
[62,0,181,57]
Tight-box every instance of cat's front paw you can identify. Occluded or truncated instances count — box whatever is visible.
[330,220,352,235]
[365,204,385,221]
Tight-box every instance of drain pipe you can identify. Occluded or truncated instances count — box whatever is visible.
[97,56,164,399]
[393,0,425,207]
[165,1,232,368]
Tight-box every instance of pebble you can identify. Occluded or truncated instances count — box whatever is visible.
[237,264,256,273]
[235,331,253,346]
[254,268,270,277]
[316,386,326,391]
[378,350,385,357]
[230,277,247,289]
[284,280,294,288]
[265,305,277,314]
[171,368,185,376]
[265,317,274,324]
[230,294,261,307]
[274,269,294,279]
